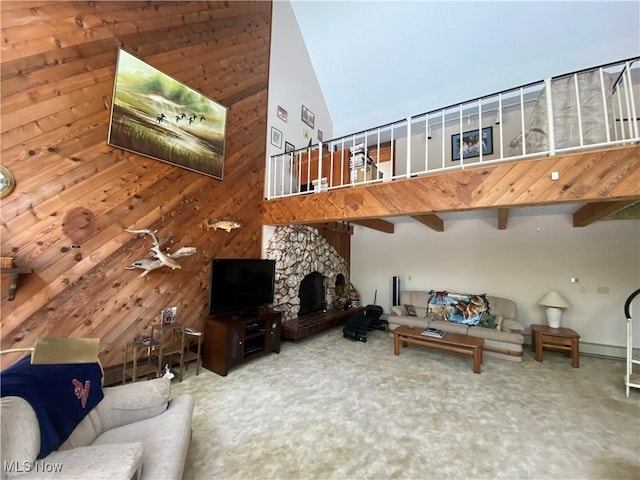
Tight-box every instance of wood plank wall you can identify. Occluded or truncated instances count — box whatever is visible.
[1,1,273,369]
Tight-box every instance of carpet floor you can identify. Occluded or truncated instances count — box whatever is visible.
[171,328,640,480]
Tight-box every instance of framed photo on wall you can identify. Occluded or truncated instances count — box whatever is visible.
[271,127,283,148]
[285,141,295,153]
[301,105,315,128]
[277,105,288,122]
[317,129,323,142]
[451,126,493,161]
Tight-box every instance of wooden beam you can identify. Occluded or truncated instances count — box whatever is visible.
[573,200,639,227]
[303,222,354,235]
[351,219,395,234]
[411,214,444,232]
[497,208,509,230]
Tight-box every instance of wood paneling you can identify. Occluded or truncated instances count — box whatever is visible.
[264,144,640,225]
[1,1,273,368]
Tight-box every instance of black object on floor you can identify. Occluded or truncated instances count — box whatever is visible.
[342,295,388,342]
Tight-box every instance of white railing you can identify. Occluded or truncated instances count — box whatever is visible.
[266,57,640,199]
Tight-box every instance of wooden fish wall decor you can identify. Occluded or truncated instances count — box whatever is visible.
[125,228,196,277]
[202,219,242,232]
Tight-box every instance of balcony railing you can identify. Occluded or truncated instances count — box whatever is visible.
[266,57,639,200]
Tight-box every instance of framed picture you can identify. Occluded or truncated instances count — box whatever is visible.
[108,48,228,179]
[271,127,283,148]
[317,129,323,142]
[285,141,295,153]
[302,105,315,128]
[161,306,177,326]
[277,105,288,122]
[451,126,493,161]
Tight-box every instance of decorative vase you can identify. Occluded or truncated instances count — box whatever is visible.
[546,307,563,328]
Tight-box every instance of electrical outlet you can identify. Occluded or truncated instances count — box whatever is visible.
[551,171,559,180]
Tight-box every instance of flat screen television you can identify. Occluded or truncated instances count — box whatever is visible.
[208,258,276,315]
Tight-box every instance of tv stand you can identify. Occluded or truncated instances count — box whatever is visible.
[203,309,281,376]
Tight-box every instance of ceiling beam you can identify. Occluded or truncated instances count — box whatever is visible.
[572,200,638,227]
[351,219,395,234]
[497,208,509,230]
[411,214,444,232]
[304,222,354,234]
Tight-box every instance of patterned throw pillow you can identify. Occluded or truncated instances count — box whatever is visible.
[404,304,417,316]
[478,313,503,331]
[477,312,496,328]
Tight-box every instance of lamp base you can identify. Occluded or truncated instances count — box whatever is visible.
[545,307,563,329]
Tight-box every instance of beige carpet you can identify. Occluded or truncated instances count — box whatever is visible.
[171,328,640,480]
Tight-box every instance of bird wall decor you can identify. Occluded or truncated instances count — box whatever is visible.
[125,228,196,277]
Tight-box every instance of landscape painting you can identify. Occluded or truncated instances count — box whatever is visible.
[108,49,228,179]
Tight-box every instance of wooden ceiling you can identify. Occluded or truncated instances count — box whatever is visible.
[263,144,640,233]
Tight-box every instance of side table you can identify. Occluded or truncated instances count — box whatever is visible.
[183,328,203,376]
[530,324,580,368]
[122,338,161,383]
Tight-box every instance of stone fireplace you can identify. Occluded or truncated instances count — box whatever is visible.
[266,225,349,321]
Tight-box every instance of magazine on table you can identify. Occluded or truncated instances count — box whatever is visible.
[421,327,445,338]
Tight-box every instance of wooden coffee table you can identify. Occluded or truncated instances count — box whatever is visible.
[530,324,580,368]
[393,325,484,374]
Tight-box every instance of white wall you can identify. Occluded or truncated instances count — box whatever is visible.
[350,214,640,355]
[268,1,332,159]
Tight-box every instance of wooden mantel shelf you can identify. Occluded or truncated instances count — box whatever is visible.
[1,267,34,301]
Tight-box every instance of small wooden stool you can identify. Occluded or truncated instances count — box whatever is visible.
[530,324,580,368]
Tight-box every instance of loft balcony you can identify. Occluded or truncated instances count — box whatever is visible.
[264,58,640,231]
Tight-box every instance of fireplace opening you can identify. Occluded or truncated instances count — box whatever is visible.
[298,271,325,316]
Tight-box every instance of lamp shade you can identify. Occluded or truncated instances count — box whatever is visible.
[1,337,100,365]
[538,291,571,309]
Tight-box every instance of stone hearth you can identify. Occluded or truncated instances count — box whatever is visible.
[266,225,349,321]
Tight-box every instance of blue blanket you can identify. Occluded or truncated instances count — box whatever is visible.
[0,356,104,458]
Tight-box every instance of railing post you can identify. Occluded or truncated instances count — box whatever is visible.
[424,115,429,173]
[599,68,611,144]
[478,99,483,163]
[406,117,412,178]
[573,74,584,146]
[317,142,323,191]
[624,61,639,139]
[265,154,272,199]
[459,106,464,166]
[545,78,556,156]
[498,93,504,159]
[441,109,446,169]
[519,87,526,156]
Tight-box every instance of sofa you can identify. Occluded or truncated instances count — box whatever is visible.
[387,290,525,362]
[1,374,194,480]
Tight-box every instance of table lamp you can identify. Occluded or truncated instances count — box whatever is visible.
[538,291,571,328]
